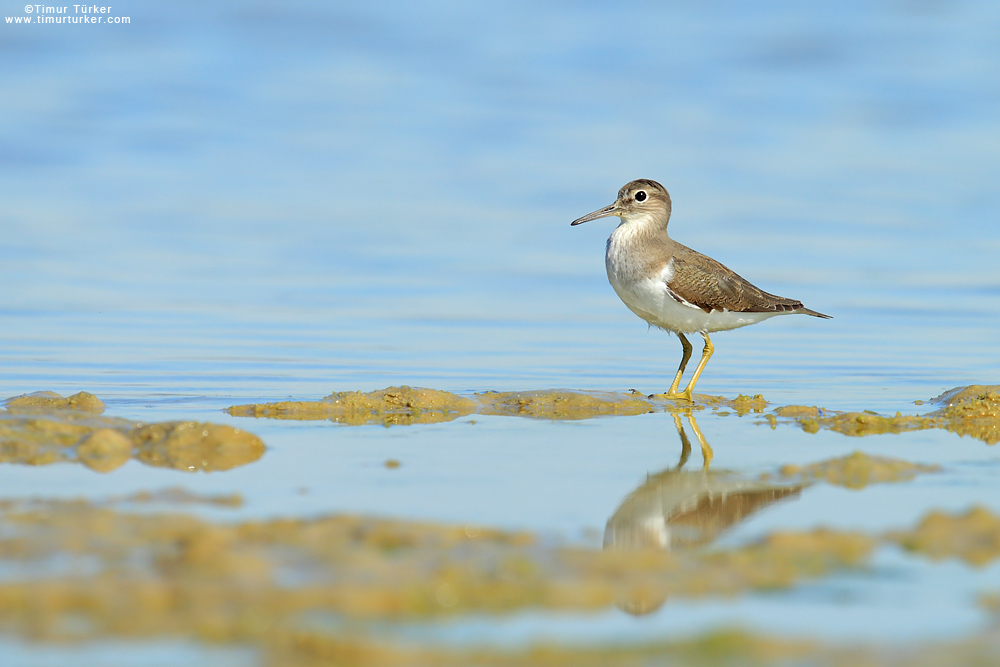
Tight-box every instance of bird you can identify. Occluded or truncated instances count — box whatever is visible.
[571,179,830,401]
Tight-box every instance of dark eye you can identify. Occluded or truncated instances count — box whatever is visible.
[635,191,647,202]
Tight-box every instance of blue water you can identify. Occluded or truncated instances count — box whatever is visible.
[2,0,1000,658]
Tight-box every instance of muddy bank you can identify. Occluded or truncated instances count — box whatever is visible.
[891,506,1000,567]
[225,386,659,424]
[2,391,265,472]
[5,390,107,413]
[0,497,995,665]
[261,628,1000,667]
[476,389,653,419]
[775,451,940,489]
[765,384,1000,444]
[224,384,1000,445]
[767,406,941,437]
[226,387,774,425]
[226,386,479,425]
[931,385,1000,444]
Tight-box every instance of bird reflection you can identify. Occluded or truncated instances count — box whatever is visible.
[603,412,802,614]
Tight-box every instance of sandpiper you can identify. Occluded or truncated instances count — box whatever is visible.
[572,179,830,400]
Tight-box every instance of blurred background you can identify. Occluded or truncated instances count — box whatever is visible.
[3,0,998,409]
[2,2,1000,663]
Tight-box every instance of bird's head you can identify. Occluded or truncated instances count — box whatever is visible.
[571,179,672,227]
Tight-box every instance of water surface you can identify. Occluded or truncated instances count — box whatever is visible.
[2,0,999,663]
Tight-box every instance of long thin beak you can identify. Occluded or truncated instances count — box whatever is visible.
[570,203,618,226]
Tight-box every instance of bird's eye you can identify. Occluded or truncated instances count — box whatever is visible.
[635,191,647,202]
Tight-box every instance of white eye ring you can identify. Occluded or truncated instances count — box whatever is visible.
[635,191,647,202]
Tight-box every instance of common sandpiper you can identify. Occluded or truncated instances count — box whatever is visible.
[571,179,830,401]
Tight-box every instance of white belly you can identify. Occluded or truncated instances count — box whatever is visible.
[607,269,782,334]
[604,221,787,334]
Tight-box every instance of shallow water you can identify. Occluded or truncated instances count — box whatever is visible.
[3,0,1000,663]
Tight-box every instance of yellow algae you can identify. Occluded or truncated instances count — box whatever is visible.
[686,393,768,415]
[262,630,819,667]
[774,405,821,418]
[778,451,940,489]
[1,391,265,473]
[264,629,1000,667]
[119,488,244,508]
[226,386,477,426]
[222,384,1000,446]
[258,627,1000,667]
[4,390,106,414]
[130,422,265,472]
[769,405,942,437]
[697,529,874,594]
[0,499,873,639]
[0,500,996,665]
[477,390,653,420]
[77,428,133,473]
[0,412,132,466]
[590,527,874,613]
[730,394,768,415]
[931,385,1000,444]
[227,388,659,423]
[889,506,1000,567]
[765,385,1000,444]
[808,411,939,437]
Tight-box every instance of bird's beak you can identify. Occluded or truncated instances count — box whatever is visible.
[571,202,618,226]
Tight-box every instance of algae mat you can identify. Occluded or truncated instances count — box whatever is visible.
[0,494,997,667]
[3,386,999,666]
[2,391,265,472]
[225,384,1000,446]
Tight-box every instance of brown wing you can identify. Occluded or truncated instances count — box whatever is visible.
[666,249,808,315]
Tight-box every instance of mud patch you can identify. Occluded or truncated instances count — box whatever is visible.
[262,628,1000,667]
[0,500,995,665]
[228,387,660,423]
[131,421,265,472]
[223,384,1000,441]
[0,499,872,638]
[477,389,653,419]
[118,488,245,508]
[889,506,1000,566]
[930,385,1000,444]
[765,384,1000,444]
[1,392,265,473]
[77,428,133,472]
[701,393,770,416]
[775,407,941,436]
[4,390,106,414]
[777,451,940,489]
[226,386,477,425]
[225,388,779,424]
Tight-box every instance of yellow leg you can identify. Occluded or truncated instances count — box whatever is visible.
[686,413,713,469]
[679,333,714,401]
[671,412,712,470]
[656,333,693,400]
[667,333,693,394]
[672,413,691,469]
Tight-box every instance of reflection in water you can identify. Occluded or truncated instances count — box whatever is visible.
[604,413,802,614]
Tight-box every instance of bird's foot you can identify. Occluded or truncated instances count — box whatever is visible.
[648,389,693,402]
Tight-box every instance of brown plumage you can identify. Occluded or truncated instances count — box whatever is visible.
[571,178,830,400]
[668,245,827,316]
